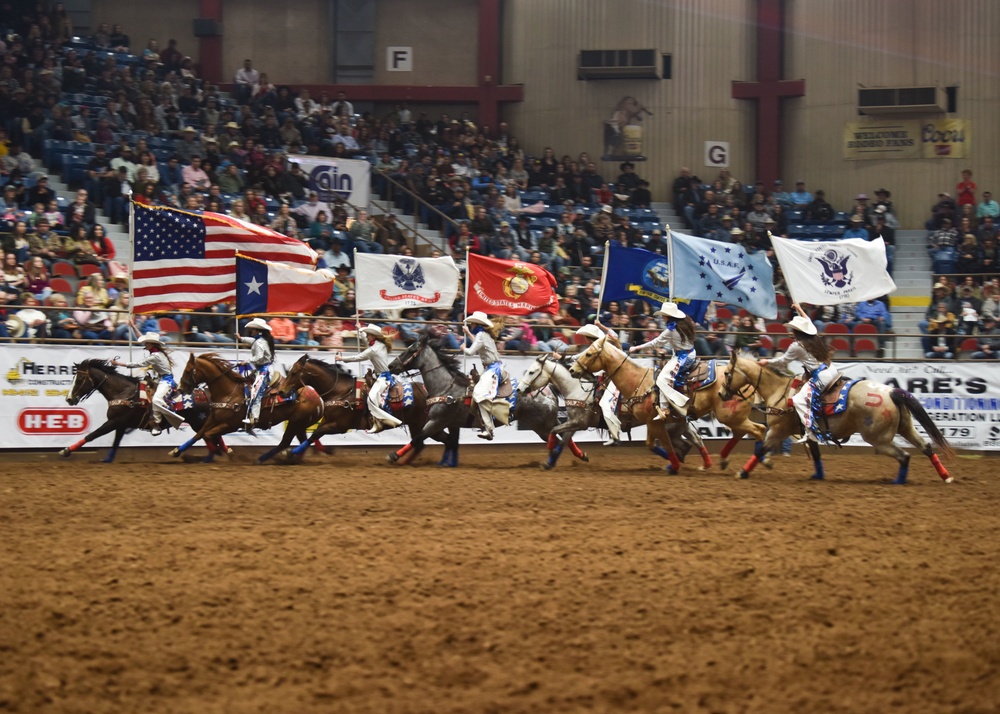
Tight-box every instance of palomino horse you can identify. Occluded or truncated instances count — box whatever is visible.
[572,337,771,472]
[279,355,430,463]
[517,353,714,471]
[61,359,227,462]
[387,334,560,467]
[720,355,954,484]
[172,353,323,463]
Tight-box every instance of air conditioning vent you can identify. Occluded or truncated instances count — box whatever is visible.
[579,49,659,80]
[858,86,947,115]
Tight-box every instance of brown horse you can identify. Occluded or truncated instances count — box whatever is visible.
[279,355,431,464]
[721,355,954,484]
[171,353,323,463]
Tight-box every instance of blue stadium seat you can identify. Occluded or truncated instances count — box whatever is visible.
[832,211,850,225]
[787,209,804,222]
[824,224,845,239]
[789,223,809,238]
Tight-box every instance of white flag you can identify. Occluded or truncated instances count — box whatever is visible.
[771,236,896,305]
[354,253,460,309]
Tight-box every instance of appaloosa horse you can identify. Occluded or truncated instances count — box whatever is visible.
[172,353,323,463]
[387,334,559,467]
[720,353,954,484]
[61,358,227,462]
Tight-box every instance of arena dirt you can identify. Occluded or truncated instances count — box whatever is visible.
[1,443,997,713]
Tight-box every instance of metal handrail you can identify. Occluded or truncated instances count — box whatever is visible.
[378,171,462,237]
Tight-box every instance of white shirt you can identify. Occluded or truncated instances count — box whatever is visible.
[464,331,501,367]
[239,335,274,366]
[635,326,694,353]
[341,340,391,373]
[124,351,173,377]
[769,340,824,372]
[234,67,260,86]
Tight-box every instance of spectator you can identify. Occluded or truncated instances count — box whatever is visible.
[842,215,868,240]
[348,210,383,255]
[805,189,833,223]
[771,180,791,209]
[788,180,813,209]
[376,213,407,254]
[853,297,892,353]
[234,59,259,106]
[957,168,976,208]
[955,234,982,277]
[927,218,959,275]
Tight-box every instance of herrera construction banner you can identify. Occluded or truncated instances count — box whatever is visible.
[843,119,971,160]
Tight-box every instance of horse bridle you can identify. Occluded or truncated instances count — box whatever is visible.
[70,366,103,402]
[723,359,794,414]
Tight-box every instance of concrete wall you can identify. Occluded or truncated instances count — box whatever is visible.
[90,0,200,62]
[373,0,477,85]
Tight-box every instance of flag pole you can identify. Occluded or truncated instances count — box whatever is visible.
[351,248,362,378]
[127,194,135,362]
[666,227,675,306]
[462,246,470,372]
[769,231,802,308]
[596,240,611,322]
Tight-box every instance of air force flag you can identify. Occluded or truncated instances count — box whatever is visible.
[354,253,460,309]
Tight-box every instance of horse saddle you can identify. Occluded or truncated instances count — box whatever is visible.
[496,372,514,399]
[683,359,717,393]
[791,376,860,416]
[262,390,296,409]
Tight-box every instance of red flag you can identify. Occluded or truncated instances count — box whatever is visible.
[132,203,317,313]
[466,253,559,315]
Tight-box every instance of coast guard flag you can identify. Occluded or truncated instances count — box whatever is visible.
[771,236,896,305]
[235,254,334,316]
[132,203,317,313]
[600,242,708,322]
[669,234,777,319]
[466,253,559,315]
[354,253,460,310]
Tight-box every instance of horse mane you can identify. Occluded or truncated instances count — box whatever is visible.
[78,358,140,385]
[305,357,353,379]
[198,352,242,377]
[426,337,471,384]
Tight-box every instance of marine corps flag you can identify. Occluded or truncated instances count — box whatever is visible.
[466,253,559,315]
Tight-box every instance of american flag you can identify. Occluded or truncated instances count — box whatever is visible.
[132,203,317,313]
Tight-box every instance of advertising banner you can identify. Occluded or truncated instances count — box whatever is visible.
[3,346,1000,450]
[843,119,971,160]
[291,155,371,208]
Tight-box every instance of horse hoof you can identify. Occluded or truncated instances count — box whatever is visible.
[580,452,589,463]
[201,455,215,464]
[697,465,709,472]
[59,448,70,458]
[540,462,554,471]
[944,476,954,484]
[809,473,825,481]
[169,448,180,458]
[666,466,679,475]
[101,456,114,464]
[386,453,399,464]
[762,457,774,470]
[736,470,749,480]
[720,459,728,470]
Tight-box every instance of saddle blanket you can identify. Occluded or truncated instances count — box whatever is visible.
[813,378,861,416]
[686,360,717,392]
[353,379,414,411]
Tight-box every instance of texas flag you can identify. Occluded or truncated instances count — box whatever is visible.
[466,253,559,315]
[235,253,335,316]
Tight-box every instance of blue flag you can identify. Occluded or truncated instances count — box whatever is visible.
[670,234,777,319]
[600,242,709,322]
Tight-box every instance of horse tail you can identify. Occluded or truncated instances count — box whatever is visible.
[890,388,955,460]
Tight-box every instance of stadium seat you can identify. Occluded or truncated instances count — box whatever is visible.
[853,338,879,357]
[823,323,849,334]
[158,318,182,340]
[79,263,102,277]
[959,337,979,356]
[50,277,76,294]
[715,307,734,320]
[52,261,77,278]
[852,323,878,335]
[828,337,851,355]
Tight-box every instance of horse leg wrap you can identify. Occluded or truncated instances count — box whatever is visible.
[651,446,669,460]
[548,443,564,467]
[68,438,87,453]
[568,440,584,460]
[438,448,451,467]
[699,446,712,469]
[313,440,328,454]
[929,453,950,481]
[811,461,826,481]
[754,440,765,458]
[667,451,681,472]
[742,454,759,474]
[720,436,739,459]
[547,434,558,450]
[448,449,459,468]
[396,442,414,458]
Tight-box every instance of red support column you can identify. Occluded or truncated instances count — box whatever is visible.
[731,0,805,186]
[199,0,224,85]
[477,0,501,132]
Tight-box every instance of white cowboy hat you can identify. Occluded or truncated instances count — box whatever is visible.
[465,311,492,327]
[575,324,603,340]
[136,332,165,346]
[655,302,686,320]
[361,324,384,339]
[4,315,26,339]
[244,317,272,332]
[786,315,817,336]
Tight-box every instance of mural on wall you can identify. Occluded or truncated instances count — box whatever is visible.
[602,96,653,161]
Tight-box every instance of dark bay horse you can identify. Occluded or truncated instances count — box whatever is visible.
[721,355,954,484]
[279,355,430,463]
[173,353,323,463]
[387,334,559,467]
[61,359,227,462]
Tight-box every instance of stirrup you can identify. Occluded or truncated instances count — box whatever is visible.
[653,406,667,421]
[476,430,494,441]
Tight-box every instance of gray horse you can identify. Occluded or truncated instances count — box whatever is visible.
[387,334,560,467]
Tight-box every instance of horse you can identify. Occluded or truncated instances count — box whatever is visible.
[386,334,560,467]
[517,353,713,471]
[570,335,772,473]
[720,354,954,484]
[172,353,324,464]
[279,355,430,464]
[60,359,228,463]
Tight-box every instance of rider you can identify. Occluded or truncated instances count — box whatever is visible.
[463,310,503,441]
[238,317,276,432]
[759,303,839,444]
[335,323,402,434]
[574,322,623,446]
[628,301,697,420]
[111,332,183,436]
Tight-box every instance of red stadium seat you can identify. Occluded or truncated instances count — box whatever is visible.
[50,277,75,294]
[823,323,849,334]
[79,263,102,277]
[828,337,851,355]
[852,323,878,335]
[776,336,793,352]
[52,261,77,278]
[853,338,878,356]
[715,307,734,320]
[158,317,181,334]
[959,337,979,355]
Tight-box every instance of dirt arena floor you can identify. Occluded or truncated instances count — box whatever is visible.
[1,442,998,713]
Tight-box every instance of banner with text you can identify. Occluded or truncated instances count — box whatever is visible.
[292,155,371,208]
[843,119,971,160]
[3,347,1000,450]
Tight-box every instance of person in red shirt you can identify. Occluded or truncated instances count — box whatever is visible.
[957,168,977,207]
